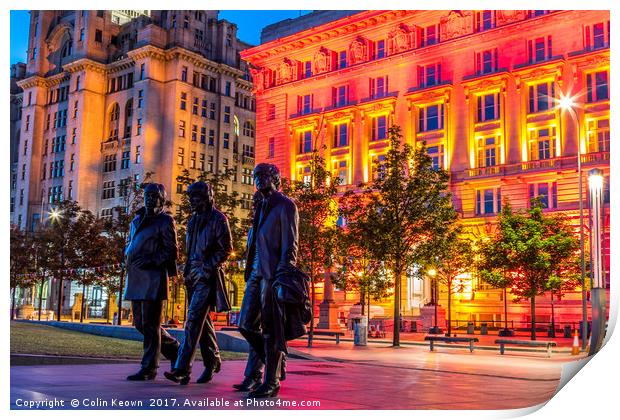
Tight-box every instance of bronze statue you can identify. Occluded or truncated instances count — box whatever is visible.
[164,181,233,385]
[234,163,299,398]
[124,183,180,381]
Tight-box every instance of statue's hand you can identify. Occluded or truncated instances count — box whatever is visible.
[189,261,211,283]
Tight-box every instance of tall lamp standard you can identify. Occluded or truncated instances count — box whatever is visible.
[588,169,606,355]
[557,95,588,351]
[428,268,442,334]
[49,208,66,322]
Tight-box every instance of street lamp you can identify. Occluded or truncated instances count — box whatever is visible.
[48,207,66,322]
[588,168,606,356]
[557,94,588,351]
[428,268,442,334]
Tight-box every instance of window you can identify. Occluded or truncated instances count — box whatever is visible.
[191,97,199,115]
[70,154,75,171]
[137,90,144,108]
[198,153,205,171]
[46,114,50,130]
[268,137,275,158]
[332,85,349,107]
[418,104,445,132]
[190,151,196,169]
[102,181,115,199]
[95,30,102,43]
[528,81,555,113]
[201,99,208,117]
[180,92,187,110]
[585,22,610,50]
[209,103,216,120]
[225,81,232,96]
[23,140,28,155]
[338,51,347,69]
[103,154,117,172]
[417,64,441,88]
[71,128,77,144]
[135,146,141,163]
[178,120,186,137]
[333,122,349,148]
[298,130,313,154]
[243,121,255,137]
[427,144,445,170]
[476,188,502,215]
[476,11,496,32]
[333,160,349,185]
[477,92,501,122]
[420,24,439,47]
[586,71,609,102]
[68,181,73,200]
[208,130,215,146]
[191,124,198,141]
[529,182,557,209]
[371,115,388,141]
[181,66,187,82]
[200,127,206,144]
[528,36,553,63]
[298,94,313,114]
[136,118,142,135]
[79,28,84,42]
[370,76,388,99]
[371,155,386,180]
[476,136,499,168]
[177,148,185,165]
[375,40,385,59]
[207,155,214,172]
[25,115,30,131]
[139,63,145,80]
[223,133,230,149]
[121,150,130,169]
[303,61,312,78]
[73,100,78,118]
[587,118,610,153]
[528,127,556,160]
[475,49,499,75]
[267,103,276,120]
[224,106,231,123]
[32,47,37,61]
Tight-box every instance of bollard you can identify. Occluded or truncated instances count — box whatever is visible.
[480,322,488,335]
[563,325,572,338]
[467,322,475,335]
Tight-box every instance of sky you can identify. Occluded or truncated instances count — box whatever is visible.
[9,10,312,64]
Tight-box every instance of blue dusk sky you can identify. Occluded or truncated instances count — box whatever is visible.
[10,10,312,64]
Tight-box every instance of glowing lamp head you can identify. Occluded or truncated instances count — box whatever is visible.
[49,208,61,220]
[557,94,575,111]
[357,271,364,278]
[588,169,604,192]
[427,268,437,277]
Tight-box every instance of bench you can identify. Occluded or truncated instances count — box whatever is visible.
[312,330,346,344]
[495,339,557,357]
[424,336,479,353]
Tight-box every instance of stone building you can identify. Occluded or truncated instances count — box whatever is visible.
[12,10,256,317]
[241,10,610,330]
[10,63,27,219]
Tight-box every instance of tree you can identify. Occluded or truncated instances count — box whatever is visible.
[478,199,581,340]
[9,227,36,319]
[427,228,474,336]
[355,126,458,346]
[283,147,340,347]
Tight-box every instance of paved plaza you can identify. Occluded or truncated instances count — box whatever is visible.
[11,340,582,410]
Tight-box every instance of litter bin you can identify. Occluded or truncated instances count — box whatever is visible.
[467,322,475,335]
[480,322,488,335]
[411,320,418,333]
[563,325,572,338]
[547,324,556,338]
[353,317,368,346]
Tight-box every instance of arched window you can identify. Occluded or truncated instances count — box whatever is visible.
[61,40,72,58]
[108,103,120,139]
[243,121,255,138]
[124,99,133,138]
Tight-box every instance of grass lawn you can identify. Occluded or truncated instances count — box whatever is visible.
[10,321,246,360]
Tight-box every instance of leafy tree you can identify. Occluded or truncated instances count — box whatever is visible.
[478,199,581,340]
[354,126,458,346]
[282,146,341,346]
[9,227,36,319]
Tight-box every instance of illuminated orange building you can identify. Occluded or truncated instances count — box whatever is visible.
[242,10,610,329]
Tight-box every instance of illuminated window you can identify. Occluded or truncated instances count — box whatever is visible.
[370,76,388,99]
[137,90,144,108]
[200,127,206,144]
[299,166,312,185]
[136,118,142,135]
[417,63,441,88]
[586,71,609,102]
[201,99,207,117]
[178,120,186,137]
[135,146,141,163]
[587,118,610,152]
[427,144,445,170]
[298,94,313,115]
[477,92,500,122]
[418,104,444,132]
[298,130,313,154]
[528,127,556,160]
[529,182,557,209]
[199,153,205,171]
[209,130,215,146]
[191,125,197,141]
[333,122,349,148]
[268,137,275,158]
[419,24,438,47]
[476,188,501,215]
[528,36,553,63]
[207,155,214,172]
[303,61,312,78]
[121,150,130,169]
[528,81,555,113]
[371,115,388,141]
[371,154,386,180]
[177,147,185,165]
[333,160,348,185]
[338,51,347,69]
[192,98,199,115]
[267,103,276,120]
[476,136,499,168]
[180,92,187,110]
[375,40,385,59]
[190,151,196,169]
[475,49,498,75]
[476,11,495,32]
[585,22,610,50]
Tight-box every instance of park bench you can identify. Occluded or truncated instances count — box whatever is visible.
[312,329,346,344]
[424,336,479,353]
[495,339,557,357]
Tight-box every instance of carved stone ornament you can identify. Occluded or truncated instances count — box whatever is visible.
[440,10,473,42]
[314,47,329,74]
[495,10,527,26]
[349,38,366,65]
[278,59,293,84]
[250,67,264,94]
[388,24,410,53]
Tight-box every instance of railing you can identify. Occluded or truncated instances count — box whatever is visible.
[581,151,610,164]
[242,155,255,165]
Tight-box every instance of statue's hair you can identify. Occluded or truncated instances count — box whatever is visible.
[187,181,214,202]
[253,163,281,190]
[143,183,166,203]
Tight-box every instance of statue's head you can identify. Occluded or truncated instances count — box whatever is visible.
[187,181,214,213]
[254,163,280,194]
[144,183,166,212]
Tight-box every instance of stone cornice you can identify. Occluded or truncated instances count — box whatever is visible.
[127,45,167,62]
[17,75,49,90]
[63,58,107,75]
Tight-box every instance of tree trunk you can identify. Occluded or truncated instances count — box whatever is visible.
[360,290,365,316]
[11,287,16,320]
[530,296,536,340]
[503,287,508,331]
[308,261,315,348]
[550,293,556,336]
[80,282,86,323]
[117,266,125,326]
[57,246,65,322]
[106,294,111,322]
[447,279,452,336]
[393,265,401,347]
[38,280,45,321]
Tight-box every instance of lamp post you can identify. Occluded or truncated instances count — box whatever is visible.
[588,168,606,355]
[428,268,442,334]
[557,95,588,351]
[49,208,66,322]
